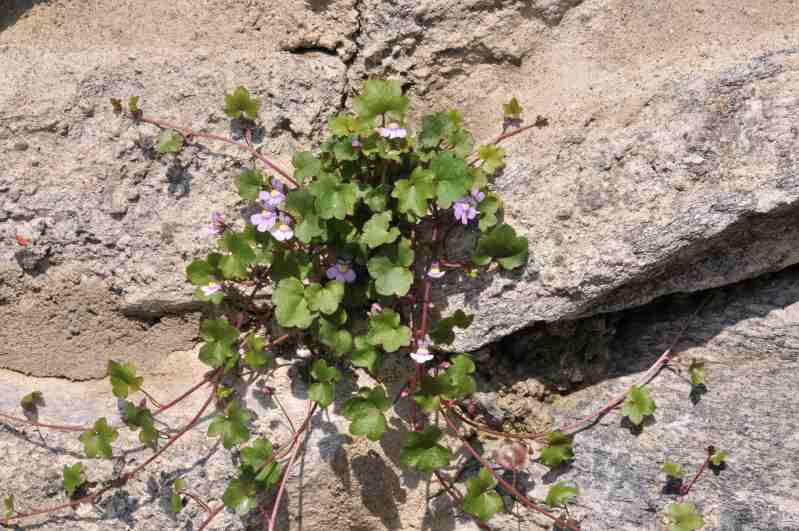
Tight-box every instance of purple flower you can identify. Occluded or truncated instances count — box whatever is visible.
[326,261,356,283]
[270,214,294,242]
[206,211,225,235]
[351,138,362,149]
[410,335,434,364]
[259,179,286,208]
[250,210,277,232]
[378,122,407,139]
[427,261,445,279]
[453,198,478,225]
[201,283,222,296]
[452,188,486,225]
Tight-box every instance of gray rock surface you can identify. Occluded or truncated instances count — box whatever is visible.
[2,0,799,372]
[446,48,799,349]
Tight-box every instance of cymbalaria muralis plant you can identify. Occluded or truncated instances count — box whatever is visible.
[0,82,726,531]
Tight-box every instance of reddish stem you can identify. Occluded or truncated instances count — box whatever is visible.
[136,115,298,187]
[268,402,318,531]
[680,453,712,497]
[0,412,87,432]
[179,491,213,513]
[441,411,581,531]
[3,377,220,524]
[433,471,493,531]
[197,504,225,531]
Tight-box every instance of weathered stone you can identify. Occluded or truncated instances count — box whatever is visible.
[445,48,799,349]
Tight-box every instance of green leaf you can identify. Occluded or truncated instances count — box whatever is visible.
[539,431,574,467]
[310,359,342,383]
[431,152,473,209]
[544,482,579,508]
[333,138,359,162]
[309,382,335,409]
[198,319,240,368]
[361,211,401,249]
[662,461,684,479]
[478,194,501,232]
[208,401,251,449]
[399,426,452,473]
[20,391,43,410]
[186,254,222,285]
[710,450,729,467]
[477,145,506,175]
[107,360,143,399]
[352,79,409,119]
[3,495,13,520]
[448,127,475,158]
[79,417,119,459]
[63,463,86,497]
[309,359,342,408]
[237,169,264,200]
[463,468,502,522]
[621,385,656,426]
[429,310,474,345]
[242,334,271,370]
[667,502,705,531]
[391,167,436,218]
[328,114,356,136]
[362,184,389,212]
[342,386,391,441]
[219,232,257,279]
[367,239,415,297]
[413,375,449,413]
[110,98,123,113]
[318,316,353,355]
[200,318,239,344]
[241,438,283,488]
[472,223,529,270]
[419,111,457,148]
[503,97,523,119]
[284,189,325,243]
[308,174,359,220]
[274,278,314,329]
[367,308,412,352]
[442,354,477,400]
[351,336,382,373]
[223,477,258,515]
[688,359,706,386]
[156,129,183,154]
[170,491,184,514]
[306,281,345,315]
[292,151,322,182]
[122,401,158,449]
[128,96,140,114]
[224,86,260,121]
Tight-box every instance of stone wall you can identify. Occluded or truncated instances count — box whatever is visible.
[1,1,798,530]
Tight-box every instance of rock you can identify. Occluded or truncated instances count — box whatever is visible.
[0,46,346,375]
[517,265,799,530]
[444,48,799,349]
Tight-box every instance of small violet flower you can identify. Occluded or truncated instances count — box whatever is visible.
[259,179,286,208]
[326,260,356,284]
[452,188,486,225]
[427,261,446,279]
[410,335,434,364]
[270,214,294,242]
[351,138,362,149]
[201,283,222,296]
[378,122,407,140]
[206,211,225,235]
[250,209,277,232]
